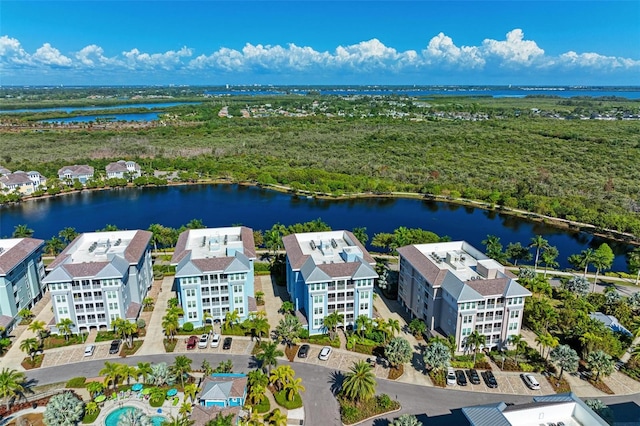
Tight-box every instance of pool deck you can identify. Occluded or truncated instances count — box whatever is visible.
[96,394,180,425]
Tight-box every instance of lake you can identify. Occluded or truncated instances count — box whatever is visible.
[0,184,633,272]
[40,112,160,123]
[0,101,201,114]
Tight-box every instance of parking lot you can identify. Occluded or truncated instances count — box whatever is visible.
[444,370,555,395]
[41,341,123,368]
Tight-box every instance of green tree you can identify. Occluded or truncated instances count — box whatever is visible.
[43,392,85,426]
[185,218,205,229]
[172,355,193,390]
[100,361,122,390]
[58,227,78,243]
[465,330,485,365]
[508,334,528,365]
[283,376,305,402]
[550,344,579,379]
[505,242,532,266]
[183,383,198,404]
[529,235,549,270]
[44,236,65,255]
[18,308,33,322]
[562,275,590,296]
[408,318,426,337]
[351,227,369,245]
[136,362,152,384]
[355,314,371,338]
[269,365,294,392]
[322,311,343,340]
[86,381,104,398]
[371,232,394,253]
[569,248,596,277]
[423,340,451,372]
[586,350,614,381]
[266,408,287,426]
[541,246,560,278]
[162,314,179,341]
[384,337,412,368]
[482,235,507,263]
[627,247,640,286]
[279,301,295,315]
[274,315,303,348]
[12,224,34,238]
[341,360,377,403]
[585,399,615,425]
[56,318,74,341]
[390,414,423,426]
[592,243,615,292]
[535,332,559,361]
[255,341,284,375]
[0,368,26,411]
[19,337,40,362]
[205,412,234,426]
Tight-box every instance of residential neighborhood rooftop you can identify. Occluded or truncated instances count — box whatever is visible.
[172,226,256,265]
[283,230,375,270]
[0,238,44,275]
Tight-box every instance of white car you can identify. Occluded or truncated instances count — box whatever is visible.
[446,367,456,386]
[210,333,221,348]
[319,346,332,361]
[84,344,95,357]
[198,334,209,349]
[521,373,540,390]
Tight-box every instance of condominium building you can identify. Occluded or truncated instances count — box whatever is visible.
[282,231,378,335]
[171,227,256,327]
[58,165,95,184]
[397,241,531,352]
[43,230,153,334]
[0,238,46,332]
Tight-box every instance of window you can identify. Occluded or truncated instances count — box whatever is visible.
[313,295,323,305]
[188,311,197,319]
[57,307,68,315]
[186,289,196,298]
[359,302,369,311]
[235,307,244,315]
[462,327,471,337]
[510,311,520,319]
[313,318,322,327]
[233,285,243,293]
[108,302,118,310]
[187,300,197,309]
[234,296,243,305]
[314,306,323,316]
[463,315,473,324]
[508,322,518,331]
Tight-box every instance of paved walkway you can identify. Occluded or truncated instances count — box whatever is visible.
[258,274,286,339]
[0,293,54,371]
[137,277,174,356]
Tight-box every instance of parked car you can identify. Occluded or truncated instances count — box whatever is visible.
[297,344,310,358]
[186,335,198,350]
[482,370,498,388]
[456,369,467,386]
[521,373,540,390]
[466,369,481,385]
[211,333,221,348]
[446,367,456,386]
[108,339,121,355]
[319,346,332,361]
[198,334,209,349]
[84,344,95,357]
[223,337,233,350]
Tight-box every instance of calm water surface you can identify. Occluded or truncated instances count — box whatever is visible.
[0,185,632,271]
[0,102,201,114]
[40,112,160,123]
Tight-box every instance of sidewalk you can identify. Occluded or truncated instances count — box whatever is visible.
[0,293,54,371]
[136,277,174,356]
[258,274,286,338]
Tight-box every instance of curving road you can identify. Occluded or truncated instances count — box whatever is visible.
[25,353,640,426]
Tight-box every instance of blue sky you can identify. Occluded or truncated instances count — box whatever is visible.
[1,1,639,86]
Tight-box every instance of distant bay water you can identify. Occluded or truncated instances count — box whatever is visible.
[0,184,633,272]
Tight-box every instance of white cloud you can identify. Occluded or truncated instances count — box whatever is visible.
[482,29,545,65]
[558,51,640,69]
[423,32,484,68]
[75,44,114,67]
[33,43,72,67]
[0,35,33,65]
[122,46,193,70]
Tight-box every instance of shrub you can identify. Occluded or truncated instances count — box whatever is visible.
[254,396,270,414]
[182,322,194,332]
[274,390,303,410]
[377,394,393,410]
[341,405,360,425]
[65,377,86,388]
[136,319,146,329]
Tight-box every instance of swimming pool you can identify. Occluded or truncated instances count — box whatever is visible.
[104,406,165,426]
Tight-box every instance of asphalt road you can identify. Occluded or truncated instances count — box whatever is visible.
[24,353,640,426]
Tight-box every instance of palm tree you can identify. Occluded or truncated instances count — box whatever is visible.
[162,415,195,426]
[20,337,40,362]
[586,350,614,382]
[85,400,99,416]
[56,318,74,341]
[390,414,423,426]
[529,235,549,270]
[541,246,559,278]
[136,362,153,384]
[322,311,343,340]
[118,407,153,426]
[384,337,412,369]
[569,248,596,278]
[179,402,192,418]
[550,344,579,380]
[224,309,240,329]
[172,355,193,389]
[266,408,287,426]
[28,319,47,344]
[508,334,526,365]
[627,247,640,286]
[43,392,85,426]
[341,360,377,403]
[162,315,179,341]
[120,364,138,386]
[100,361,122,390]
[274,314,303,348]
[387,318,401,339]
[355,314,371,338]
[255,341,284,374]
[58,227,78,243]
[535,332,559,360]
[119,319,138,348]
[592,243,614,292]
[201,359,213,376]
[206,412,235,426]
[408,318,426,337]
[44,237,65,256]
[283,377,305,401]
[422,341,451,372]
[0,368,26,411]
[466,330,485,365]
[149,386,166,407]
[183,383,198,403]
[249,315,270,343]
[247,382,266,405]
[86,381,104,398]
[12,224,34,238]
[269,365,294,392]
[18,308,33,322]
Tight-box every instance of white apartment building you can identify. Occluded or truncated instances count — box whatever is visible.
[171,227,256,327]
[43,230,153,333]
[282,231,378,335]
[397,241,531,352]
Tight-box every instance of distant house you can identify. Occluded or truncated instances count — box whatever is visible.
[0,171,47,195]
[198,373,247,408]
[0,166,10,176]
[58,165,94,184]
[590,312,632,336]
[105,160,141,179]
